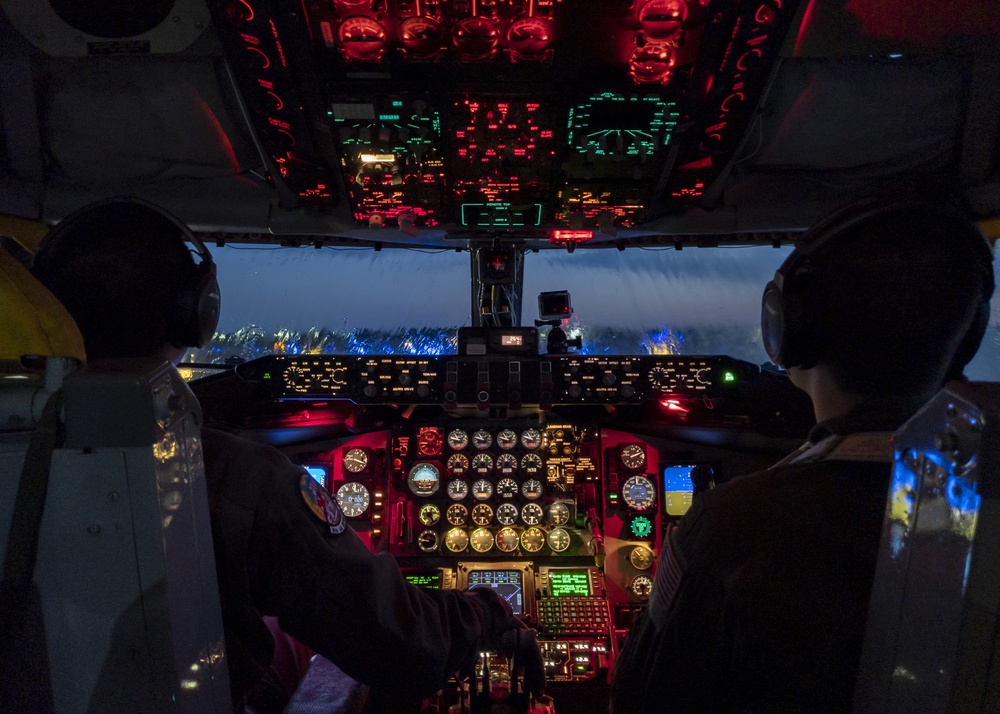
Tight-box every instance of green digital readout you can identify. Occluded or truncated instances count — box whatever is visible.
[549,569,591,598]
[404,571,442,589]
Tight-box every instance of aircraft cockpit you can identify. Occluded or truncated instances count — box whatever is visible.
[2,0,1000,712]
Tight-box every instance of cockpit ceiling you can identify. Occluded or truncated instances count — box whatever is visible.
[1,0,998,247]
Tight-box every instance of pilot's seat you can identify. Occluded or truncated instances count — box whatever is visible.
[0,224,230,712]
[853,381,1000,713]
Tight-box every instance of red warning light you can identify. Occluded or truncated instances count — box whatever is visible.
[549,230,594,244]
[659,399,690,413]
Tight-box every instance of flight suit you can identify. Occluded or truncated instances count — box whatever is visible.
[610,405,914,713]
[199,428,517,709]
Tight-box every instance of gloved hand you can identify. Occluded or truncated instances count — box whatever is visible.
[463,588,546,698]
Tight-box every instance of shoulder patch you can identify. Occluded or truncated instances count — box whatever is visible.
[299,473,346,535]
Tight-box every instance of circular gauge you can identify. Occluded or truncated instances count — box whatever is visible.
[547,527,571,553]
[446,503,468,526]
[418,503,441,526]
[472,429,493,450]
[629,43,677,85]
[631,574,653,600]
[495,502,519,526]
[407,462,440,497]
[417,530,439,553]
[496,429,518,450]
[521,453,543,473]
[470,527,494,553]
[521,502,544,526]
[522,478,543,500]
[547,501,570,526]
[638,0,688,41]
[521,428,542,450]
[447,429,469,451]
[496,478,518,499]
[629,545,654,570]
[444,527,469,553]
[338,15,388,62]
[283,365,309,392]
[506,16,551,59]
[335,482,370,517]
[620,443,647,470]
[343,447,369,474]
[622,475,656,510]
[447,453,469,475]
[471,479,493,500]
[447,479,469,501]
[471,453,494,475]
[471,503,494,526]
[417,428,443,456]
[496,526,520,553]
[451,16,499,60]
[520,526,545,553]
[496,453,518,474]
[649,364,674,392]
[397,15,445,59]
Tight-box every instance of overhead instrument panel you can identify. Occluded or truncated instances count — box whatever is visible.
[451,97,560,226]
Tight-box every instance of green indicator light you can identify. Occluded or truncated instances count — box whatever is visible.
[630,515,653,538]
[263,373,271,380]
[391,100,403,107]
[724,371,736,382]
[575,665,588,672]
[609,493,618,501]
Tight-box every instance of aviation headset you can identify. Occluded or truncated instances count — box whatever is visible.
[33,197,221,348]
[761,196,995,380]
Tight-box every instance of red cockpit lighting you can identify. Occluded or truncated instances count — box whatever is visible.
[549,230,594,245]
[637,0,689,41]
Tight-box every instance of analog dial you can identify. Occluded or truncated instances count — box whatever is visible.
[648,365,674,392]
[629,545,654,570]
[417,427,443,456]
[496,526,520,553]
[335,482,370,517]
[471,503,494,526]
[417,530,439,553]
[622,475,656,510]
[447,453,469,475]
[418,503,441,526]
[547,527,571,553]
[521,453,543,473]
[547,501,570,526]
[444,527,469,553]
[446,503,468,526]
[620,443,646,470]
[520,526,544,553]
[447,429,469,450]
[496,453,518,474]
[471,453,494,474]
[471,479,493,500]
[472,429,493,450]
[495,502,519,526]
[521,478,543,500]
[407,462,440,497]
[470,527,494,553]
[447,479,469,501]
[497,429,518,450]
[631,574,653,600]
[342,447,369,474]
[521,428,542,450]
[521,502,544,526]
[496,478,518,499]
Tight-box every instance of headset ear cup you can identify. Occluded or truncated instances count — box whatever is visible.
[945,297,991,381]
[761,281,786,365]
[169,260,220,348]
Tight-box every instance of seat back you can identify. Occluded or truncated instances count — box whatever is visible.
[853,382,1000,713]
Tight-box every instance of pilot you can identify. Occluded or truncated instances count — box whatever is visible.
[31,198,545,712]
[609,197,995,713]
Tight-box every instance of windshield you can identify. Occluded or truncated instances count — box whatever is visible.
[186,244,1000,381]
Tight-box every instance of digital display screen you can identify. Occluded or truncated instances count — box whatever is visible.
[403,570,442,590]
[501,334,523,346]
[548,569,591,598]
[663,465,695,516]
[467,570,524,615]
[304,465,327,486]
